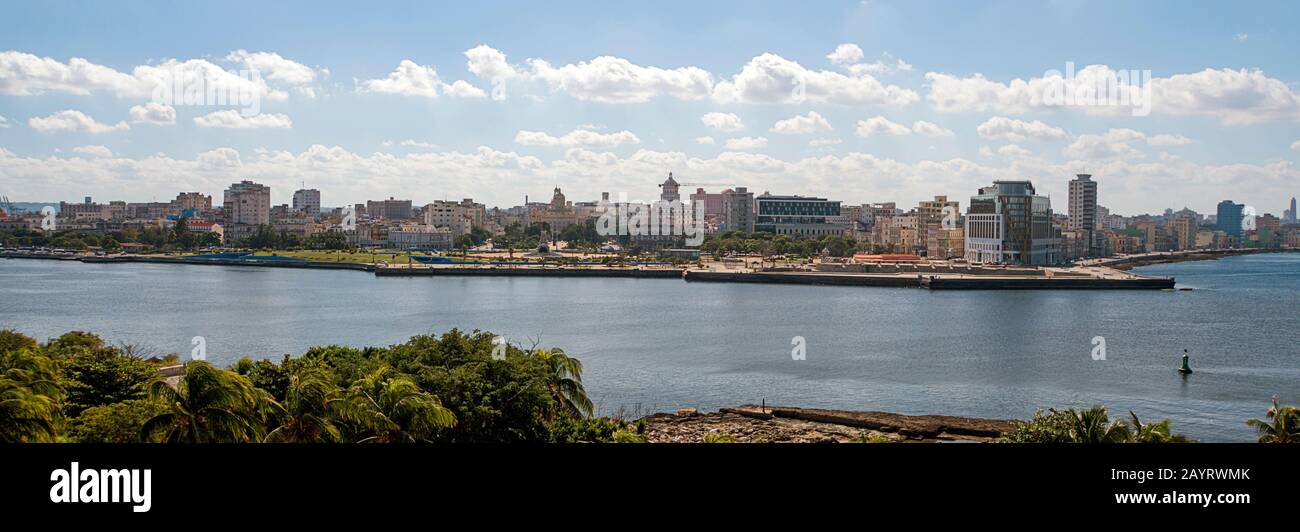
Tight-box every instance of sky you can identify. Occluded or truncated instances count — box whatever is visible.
[1,0,1298,216]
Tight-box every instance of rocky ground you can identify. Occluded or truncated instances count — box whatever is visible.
[638,405,1017,443]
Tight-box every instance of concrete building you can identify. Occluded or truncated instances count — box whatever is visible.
[366,198,414,220]
[963,180,1061,265]
[173,192,212,215]
[659,173,681,203]
[1169,217,1198,250]
[387,224,453,250]
[722,187,755,233]
[1287,197,1297,224]
[529,188,580,233]
[293,189,321,219]
[689,188,726,219]
[754,194,845,237]
[1068,174,1100,256]
[223,181,271,226]
[1217,200,1245,237]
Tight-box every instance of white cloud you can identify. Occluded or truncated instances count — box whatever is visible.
[224,50,325,97]
[712,53,918,105]
[383,139,439,149]
[996,144,1032,158]
[910,120,954,137]
[1234,33,1249,41]
[701,112,745,132]
[358,59,484,98]
[927,65,1300,124]
[528,55,712,103]
[826,44,865,65]
[1290,140,1300,151]
[29,110,129,133]
[848,57,914,76]
[464,45,520,80]
[809,137,842,147]
[0,50,147,97]
[695,136,715,145]
[193,110,292,129]
[1061,128,1193,160]
[976,116,1066,142]
[72,145,113,158]
[856,116,912,137]
[0,115,8,128]
[724,136,768,150]
[128,102,176,125]
[514,129,640,147]
[770,111,832,134]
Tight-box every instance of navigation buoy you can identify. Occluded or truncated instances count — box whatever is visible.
[1178,349,1193,374]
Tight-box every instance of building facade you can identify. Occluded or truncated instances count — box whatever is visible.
[754,194,846,237]
[963,180,1061,265]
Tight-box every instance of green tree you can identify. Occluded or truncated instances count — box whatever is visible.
[532,347,594,420]
[0,329,38,355]
[265,365,347,443]
[69,398,168,443]
[346,366,456,443]
[63,346,158,416]
[1246,397,1299,443]
[1125,411,1191,443]
[140,361,276,443]
[0,348,65,442]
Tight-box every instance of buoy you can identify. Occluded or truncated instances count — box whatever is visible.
[1178,349,1193,374]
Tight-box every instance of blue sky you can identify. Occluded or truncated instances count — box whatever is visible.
[1,0,1298,215]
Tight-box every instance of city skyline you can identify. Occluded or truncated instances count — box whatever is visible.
[3,1,1300,213]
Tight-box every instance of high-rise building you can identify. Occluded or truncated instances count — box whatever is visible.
[223,180,271,226]
[1068,173,1100,256]
[963,180,1061,265]
[722,187,755,233]
[173,192,212,214]
[689,188,725,219]
[366,198,414,220]
[1216,200,1245,237]
[293,189,321,219]
[1288,197,1297,224]
[223,180,271,244]
[755,194,846,237]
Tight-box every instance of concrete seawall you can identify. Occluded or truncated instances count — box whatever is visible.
[684,270,919,287]
[926,276,1175,290]
[375,267,682,279]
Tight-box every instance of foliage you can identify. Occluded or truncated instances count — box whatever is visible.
[1001,406,1191,443]
[62,346,158,416]
[140,361,276,443]
[699,231,859,258]
[1246,397,1300,443]
[0,348,65,442]
[69,398,168,443]
[548,416,626,443]
[0,329,38,355]
[345,366,456,443]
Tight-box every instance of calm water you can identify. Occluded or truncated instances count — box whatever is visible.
[2,254,1297,442]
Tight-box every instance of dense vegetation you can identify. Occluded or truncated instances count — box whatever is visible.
[0,328,646,443]
[2,328,1295,443]
[700,231,860,257]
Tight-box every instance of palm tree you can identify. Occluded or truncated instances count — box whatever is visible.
[1125,411,1190,443]
[532,347,594,419]
[265,366,346,443]
[1066,406,1131,443]
[1246,397,1299,443]
[346,366,455,443]
[141,361,277,443]
[0,349,64,443]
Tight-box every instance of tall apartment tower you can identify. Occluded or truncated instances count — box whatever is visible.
[1288,197,1297,223]
[1068,174,1099,256]
[223,180,271,226]
[293,188,321,219]
[722,187,755,233]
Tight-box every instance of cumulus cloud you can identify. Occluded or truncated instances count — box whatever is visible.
[996,144,1032,158]
[701,112,745,132]
[0,50,147,97]
[910,120,954,137]
[72,145,114,158]
[358,59,485,98]
[514,129,640,147]
[1062,128,1192,160]
[528,56,712,103]
[770,111,832,134]
[695,136,715,145]
[856,116,912,137]
[927,65,1300,124]
[193,110,292,129]
[225,49,325,97]
[713,53,918,105]
[855,116,951,137]
[724,136,768,150]
[826,43,865,65]
[464,45,520,80]
[1292,139,1300,151]
[128,102,176,125]
[29,110,129,133]
[976,116,1066,142]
